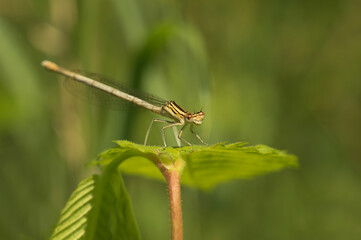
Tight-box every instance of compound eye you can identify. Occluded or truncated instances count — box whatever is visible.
[198,111,205,119]
[185,113,193,121]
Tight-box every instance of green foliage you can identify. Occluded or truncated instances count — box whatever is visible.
[97,141,298,190]
[50,141,297,239]
[50,156,140,240]
[1,0,361,239]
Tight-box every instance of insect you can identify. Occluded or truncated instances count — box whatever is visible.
[42,60,207,147]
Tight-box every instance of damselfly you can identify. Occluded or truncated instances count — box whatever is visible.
[41,60,207,147]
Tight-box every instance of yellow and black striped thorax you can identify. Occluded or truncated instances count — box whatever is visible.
[163,100,189,120]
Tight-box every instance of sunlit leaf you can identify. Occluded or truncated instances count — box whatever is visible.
[96,141,298,190]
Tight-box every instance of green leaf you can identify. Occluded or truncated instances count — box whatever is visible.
[50,141,297,239]
[181,143,298,189]
[50,153,141,240]
[96,141,298,190]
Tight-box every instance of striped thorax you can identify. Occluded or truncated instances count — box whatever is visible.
[163,101,205,125]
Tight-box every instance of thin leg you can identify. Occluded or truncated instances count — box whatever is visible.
[190,124,209,145]
[161,121,184,147]
[144,118,173,145]
[178,124,192,146]
[172,126,181,147]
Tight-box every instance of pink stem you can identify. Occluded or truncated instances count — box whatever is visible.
[156,160,183,240]
[167,170,183,240]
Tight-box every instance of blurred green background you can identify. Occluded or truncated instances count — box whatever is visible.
[1,0,361,239]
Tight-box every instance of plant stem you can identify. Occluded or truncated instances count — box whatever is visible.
[167,170,183,240]
[156,160,183,240]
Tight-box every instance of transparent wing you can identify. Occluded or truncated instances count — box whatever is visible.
[62,71,167,110]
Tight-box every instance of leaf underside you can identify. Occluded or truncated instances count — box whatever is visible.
[50,171,140,240]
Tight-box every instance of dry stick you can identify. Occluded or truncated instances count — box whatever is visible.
[156,161,184,240]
